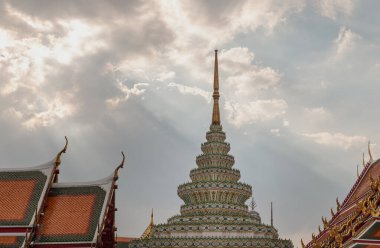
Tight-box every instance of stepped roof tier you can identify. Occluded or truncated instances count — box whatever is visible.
[0,137,125,248]
[129,50,293,248]
[304,145,380,248]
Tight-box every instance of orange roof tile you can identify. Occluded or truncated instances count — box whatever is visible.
[117,237,136,243]
[0,180,37,221]
[39,195,96,236]
[0,236,17,245]
[0,170,49,226]
[35,186,107,244]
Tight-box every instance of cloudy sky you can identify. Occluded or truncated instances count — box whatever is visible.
[1,0,380,245]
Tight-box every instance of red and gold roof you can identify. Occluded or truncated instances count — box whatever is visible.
[305,158,380,248]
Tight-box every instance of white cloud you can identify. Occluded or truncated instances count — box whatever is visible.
[225,99,287,127]
[158,0,305,51]
[301,132,366,150]
[304,107,331,122]
[219,47,282,99]
[0,15,106,129]
[107,82,149,107]
[283,119,290,127]
[270,128,281,136]
[315,0,355,20]
[334,26,360,59]
[216,47,286,128]
[3,92,76,129]
[167,82,211,102]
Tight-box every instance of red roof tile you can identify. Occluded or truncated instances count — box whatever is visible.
[0,180,37,221]
[307,159,380,247]
[39,194,97,236]
[0,236,17,245]
[35,186,107,244]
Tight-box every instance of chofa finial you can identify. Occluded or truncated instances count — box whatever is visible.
[336,197,341,211]
[368,140,374,163]
[55,136,68,167]
[357,164,359,178]
[114,152,126,181]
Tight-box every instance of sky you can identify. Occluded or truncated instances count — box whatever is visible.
[1,0,380,245]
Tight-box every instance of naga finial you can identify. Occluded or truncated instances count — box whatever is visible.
[322,216,328,229]
[330,208,335,217]
[114,152,126,181]
[368,140,374,163]
[363,152,366,167]
[357,164,359,178]
[55,136,68,167]
[336,197,341,211]
[301,239,306,248]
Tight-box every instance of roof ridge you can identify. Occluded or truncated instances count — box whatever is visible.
[340,158,379,210]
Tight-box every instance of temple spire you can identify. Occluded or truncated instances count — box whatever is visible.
[212,50,221,125]
[271,202,273,227]
[150,208,154,226]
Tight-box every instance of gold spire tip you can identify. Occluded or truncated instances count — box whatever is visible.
[211,49,221,125]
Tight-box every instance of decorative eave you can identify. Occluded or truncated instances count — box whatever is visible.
[94,152,125,246]
[0,137,68,237]
[340,159,379,210]
[32,151,125,247]
[305,172,380,248]
[23,137,69,247]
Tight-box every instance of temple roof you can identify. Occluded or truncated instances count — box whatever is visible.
[0,160,55,228]
[305,157,380,247]
[34,174,115,245]
[0,137,125,247]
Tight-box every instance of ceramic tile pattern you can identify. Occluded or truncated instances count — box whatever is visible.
[39,194,97,235]
[0,171,47,226]
[0,180,37,221]
[36,186,106,243]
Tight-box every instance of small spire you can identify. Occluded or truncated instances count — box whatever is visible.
[140,208,154,240]
[211,50,221,125]
[270,202,273,227]
[363,152,365,167]
[368,140,374,163]
[150,208,154,226]
[357,164,359,178]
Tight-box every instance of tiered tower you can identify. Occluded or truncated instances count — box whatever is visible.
[129,50,293,248]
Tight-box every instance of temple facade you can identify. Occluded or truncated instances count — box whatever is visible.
[304,149,380,248]
[128,51,293,248]
[0,137,124,248]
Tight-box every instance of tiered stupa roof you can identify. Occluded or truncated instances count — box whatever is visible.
[129,50,293,248]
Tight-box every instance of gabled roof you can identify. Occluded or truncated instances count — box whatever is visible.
[305,158,380,247]
[34,176,114,245]
[0,137,67,232]
[0,138,125,247]
[0,160,55,228]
